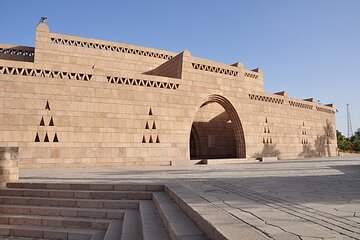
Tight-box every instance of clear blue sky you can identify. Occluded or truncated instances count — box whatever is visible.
[1,0,359,136]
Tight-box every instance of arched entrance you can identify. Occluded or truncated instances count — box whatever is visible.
[190,95,246,159]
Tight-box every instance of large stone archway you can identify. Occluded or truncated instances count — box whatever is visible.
[189,94,246,159]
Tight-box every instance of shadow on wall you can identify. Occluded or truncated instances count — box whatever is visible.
[190,110,237,159]
[252,144,281,158]
[299,119,336,158]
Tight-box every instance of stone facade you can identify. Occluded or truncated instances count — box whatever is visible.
[0,21,337,168]
[0,147,19,187]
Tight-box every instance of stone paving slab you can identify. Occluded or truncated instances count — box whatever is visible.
[19,156,360,240]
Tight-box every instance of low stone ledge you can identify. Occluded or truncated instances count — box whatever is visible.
[0,147,19,188]
[201,158,259,165]
[170,160,201,166]
[257,156,278,162]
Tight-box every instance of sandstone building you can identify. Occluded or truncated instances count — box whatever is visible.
[0,20,337,168]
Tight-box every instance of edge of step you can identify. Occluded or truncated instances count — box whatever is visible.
[139,200,169,240]
[164,183,270,240]
[6,182,164,192]
[152,192,208,240]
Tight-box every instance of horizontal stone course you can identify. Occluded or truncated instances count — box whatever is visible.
[7,182,164,191]
[0,224,100,240]
[0,188,152,200]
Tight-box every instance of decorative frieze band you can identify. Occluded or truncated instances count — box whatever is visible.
[248,93,334,114]
[248,94,284,104]
[0,66,92,81]
[191,63,238,76]
[107,76,179,90]
[244,72,259,79]
[316,106,335,114]
[289,100,313,110]
[0,47,34,57]
[51,37,173,60]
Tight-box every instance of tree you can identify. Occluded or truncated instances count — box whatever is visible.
[337,129,360,152]
[337,130,352,152]
[352,128,360,152]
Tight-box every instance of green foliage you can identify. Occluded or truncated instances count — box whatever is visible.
[337,129,360,152]
[351,128,360,152]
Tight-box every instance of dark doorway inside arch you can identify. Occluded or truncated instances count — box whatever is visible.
[190,102,237,159]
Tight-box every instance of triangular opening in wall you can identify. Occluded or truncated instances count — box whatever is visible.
[49,117,54,126]
[53,133,59,142]
[266,138,269,144]
[264,127,267,133]
[263,138,265,144]
[149,108,153,116]
[45,101,51,110]
[39,117,45,126]
[265,117,268,123]
[267,128,270,133]
[142,135,146,143]
[44,133,49,142]
[152,121,156,129]
[145,121,149,129]
[303,122,305,126]
[156,135,160,143]
[149,135,153,143]
[35,132,40,142]
[270,138,272,144]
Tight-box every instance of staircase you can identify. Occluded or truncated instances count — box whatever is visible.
[0,182,208,240]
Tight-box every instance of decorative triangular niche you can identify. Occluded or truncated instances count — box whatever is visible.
[45,101,51,110]
[49,117,54,126]
[53,133,59,142]
[39,117,45,126]
[44,133,49,142]
[142,107,160,143]
[34,101,59,142]
[35,132,40,142]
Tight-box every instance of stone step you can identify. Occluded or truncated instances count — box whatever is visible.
[152,192,208,240]
[7,182,164,192]
[120,209,140,240]
[0,205,125,219]
[139,200,169,240]
[103,220,122,240]
[0,224,104,240]
[0,188,152,200]
[0,214,112,230]
[0,195,139,209]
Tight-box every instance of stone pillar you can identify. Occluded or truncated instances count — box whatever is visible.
[0,147,19,188]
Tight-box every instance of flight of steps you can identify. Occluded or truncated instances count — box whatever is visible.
[0,182,208,240]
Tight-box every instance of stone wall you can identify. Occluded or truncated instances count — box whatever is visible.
[0,22,337,168]
[0,147,19,187]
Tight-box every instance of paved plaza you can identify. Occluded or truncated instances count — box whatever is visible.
[19,156,360,240]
